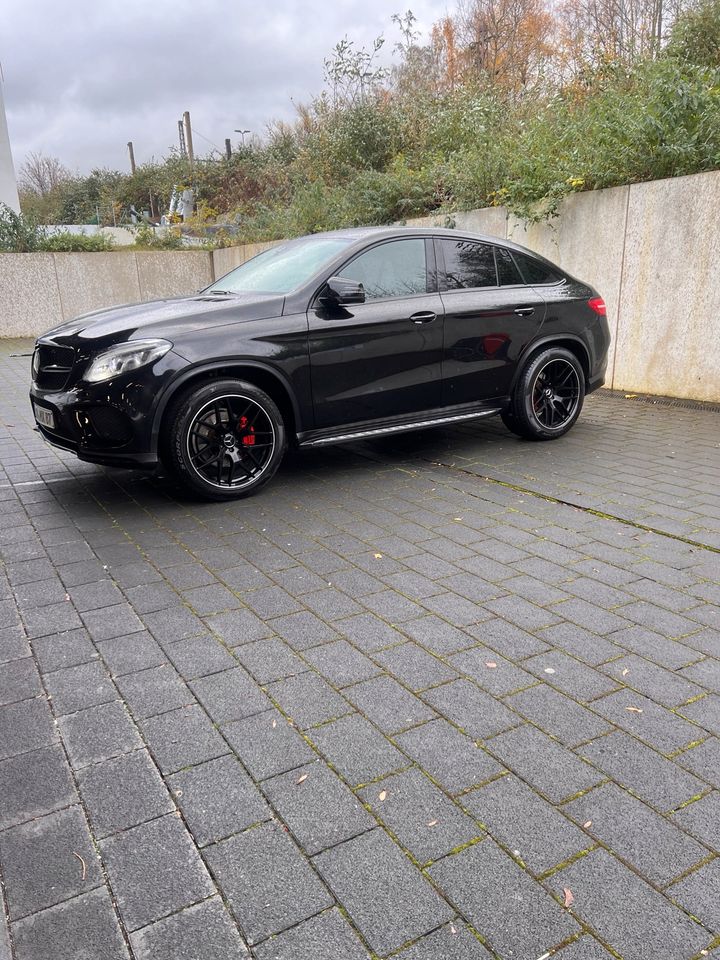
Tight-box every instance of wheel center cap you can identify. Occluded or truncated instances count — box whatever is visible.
[544,387,553,398]
[222,433,235,448]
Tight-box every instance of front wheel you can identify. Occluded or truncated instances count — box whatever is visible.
[503,347,585,441]
[164,379,287,500]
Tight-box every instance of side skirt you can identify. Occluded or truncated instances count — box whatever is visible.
[297,403,503,448]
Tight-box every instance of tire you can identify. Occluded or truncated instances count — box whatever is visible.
[164,379,287,500]
[503,347,585,441]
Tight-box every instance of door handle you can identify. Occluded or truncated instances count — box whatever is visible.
[514,306,535,316]
[409,311,436,324]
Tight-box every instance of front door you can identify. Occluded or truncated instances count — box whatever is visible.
[437,238,546,404]
[307,237,444,428]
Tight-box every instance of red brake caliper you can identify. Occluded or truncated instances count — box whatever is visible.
[238,415,255,446]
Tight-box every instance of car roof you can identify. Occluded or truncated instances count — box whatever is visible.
[306,225,558,268]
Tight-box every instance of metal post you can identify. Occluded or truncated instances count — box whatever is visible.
[127,141,136,174]
[183,111,194,163]
[178,120,187,159]
[225,138,231,160]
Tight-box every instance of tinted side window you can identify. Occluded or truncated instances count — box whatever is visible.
[440,239,497,290]
[514,252,563,285]
[340,239,427,300]
[496,247,524,286]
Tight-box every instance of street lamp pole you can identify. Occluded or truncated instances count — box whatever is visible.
[234,128,250,147]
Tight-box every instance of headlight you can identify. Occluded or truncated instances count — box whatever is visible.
[84,340,172,383]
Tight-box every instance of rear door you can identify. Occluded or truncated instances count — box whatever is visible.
[437,238,546,404]
[307,237,444,428]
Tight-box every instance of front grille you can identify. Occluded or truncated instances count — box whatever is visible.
[33,344,75,391]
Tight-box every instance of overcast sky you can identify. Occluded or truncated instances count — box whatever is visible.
[1,0,449,178]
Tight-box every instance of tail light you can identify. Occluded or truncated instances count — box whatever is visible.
[588,297,606,316]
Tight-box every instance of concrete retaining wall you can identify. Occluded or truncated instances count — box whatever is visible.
[2,170,719,400]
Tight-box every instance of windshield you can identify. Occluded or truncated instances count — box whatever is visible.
[207,236,353,295]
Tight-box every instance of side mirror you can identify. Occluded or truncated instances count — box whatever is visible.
[320,276,365,306]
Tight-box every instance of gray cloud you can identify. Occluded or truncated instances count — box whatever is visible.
[1,0,448,175]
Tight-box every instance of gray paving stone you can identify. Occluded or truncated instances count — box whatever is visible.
[183,582,242,615]
[672,791,720,849]
[44,659,116,715]
[235,637,308,683]
[678,693,720,736]
[205,608,274,646]
[11,887,130,960]
[487,723,603,802]
[675,737,720,788]
[263,760,373,855]
[603,653,704,707]
[0,624,30,664]
[77,748,174,838]
[267,672,351,729]
[164,633,237,678]
[310,713,407,786]
[578,731,707,811]
[0,744,77,830]
[361,589,426,624]
[551,935,622,958]
[140,703,229,773]
[422,679,519,739]
[523,650,619,701]
[337,612,408,652]
[467,616,549,658]
[116,663,193,718]
[170,754,271,845]
[314,828,453,956]
[190,666,269,724]
[81,602,144,642]
[345,675,436,734]
[678,656,720,694]
[607,625,702,670]
[0,696,56,761]
[463,774,589,875]
[668,859,720,933]
[223,709,315,780]
[360,767,481,863]
[30,627,97,672]
[100,813,214,931]
[373,641,458,691]
[0,657,42,706]
[395,718,504,794]
[449,645,535,696]
[21,602,83,639]
[394,923,493,959]
[564,783,707,885]
[504,683,611,747]
[97,630,167,676]
[66,578,123,612]
[536,622,622,665]
[590,688,701,753]
[269,611,339,650]
[144,604,207,643]
[58,699,141,768]
[205,821,332,945]
[130,897,249,960]
[401,615,476,655]
[549,848,711,960]
[429,838,579,958]
[303,639,381,687]
[253,908,370,960]
[0,805,102,920]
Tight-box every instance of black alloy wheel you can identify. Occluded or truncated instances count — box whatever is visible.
[502,346,585,440]
[165,379,286,499]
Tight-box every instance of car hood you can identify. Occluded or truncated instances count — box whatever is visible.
[38,292,286,350]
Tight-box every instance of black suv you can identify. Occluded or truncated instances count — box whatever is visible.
[30,227,610,500]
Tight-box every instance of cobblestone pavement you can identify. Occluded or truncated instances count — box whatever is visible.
[1,337,719,960]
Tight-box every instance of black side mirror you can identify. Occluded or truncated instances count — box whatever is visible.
[320,276,365,306]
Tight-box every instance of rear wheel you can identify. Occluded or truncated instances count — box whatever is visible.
[165,379,286,500]
[503,347,585,440]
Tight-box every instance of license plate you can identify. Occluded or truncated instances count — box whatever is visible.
[33,404,55,430]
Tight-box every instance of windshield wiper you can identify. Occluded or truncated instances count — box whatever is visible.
[208,289,234,295]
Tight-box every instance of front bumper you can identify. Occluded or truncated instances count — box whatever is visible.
[29,350,188,469]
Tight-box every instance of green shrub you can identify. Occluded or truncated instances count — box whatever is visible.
[38,231,116,252]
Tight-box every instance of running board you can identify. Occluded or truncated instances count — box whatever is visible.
[299,408,501,448]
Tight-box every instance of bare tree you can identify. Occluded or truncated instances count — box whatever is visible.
[18,153,69,196]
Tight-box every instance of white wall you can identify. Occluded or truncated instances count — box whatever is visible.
[0,74,20,214]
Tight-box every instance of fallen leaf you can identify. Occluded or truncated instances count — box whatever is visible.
[485,661,498,669]
[378,790,387,802]
[450,923,458,934]
[453,517,463,522]
[544,667,556,675]
[271,719,277,728]
[563,887,574,908]
[622,668,629,676]
[583,820,593,829]
[427,819,438,827]
[296,773,308,785]
[73,852,87,881]
[626,706,643,714]
[373,553,383,559]
[624,393,637,399]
